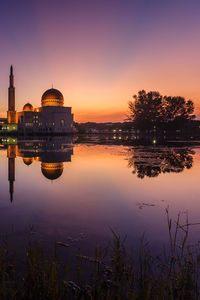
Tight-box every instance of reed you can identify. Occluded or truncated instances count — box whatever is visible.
[0,210,199,299]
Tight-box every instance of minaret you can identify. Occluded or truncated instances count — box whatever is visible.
[7,145,16,203]
[7,65,16,124]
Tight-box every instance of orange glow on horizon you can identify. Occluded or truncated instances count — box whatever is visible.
[74,109,127,123]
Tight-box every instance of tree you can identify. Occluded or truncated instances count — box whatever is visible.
[127,146,194,179]
[127,90,195,129]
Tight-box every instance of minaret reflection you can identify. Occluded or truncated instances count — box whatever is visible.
[7,137,73,200]
[7,144,17,202]
[6,137,73,202]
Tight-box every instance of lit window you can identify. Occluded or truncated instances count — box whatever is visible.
[60,120,65,127]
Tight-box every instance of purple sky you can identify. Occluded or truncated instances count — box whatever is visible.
[0,0,200,121]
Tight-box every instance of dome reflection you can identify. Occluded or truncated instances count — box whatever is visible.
[41,162,64,180]
[17,137,73,180]
[23,157,33,166]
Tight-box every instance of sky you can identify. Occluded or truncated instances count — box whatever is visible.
[0,0,200,122]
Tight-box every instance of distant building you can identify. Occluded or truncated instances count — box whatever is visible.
[0,118,7,124]
[5,66,74,135]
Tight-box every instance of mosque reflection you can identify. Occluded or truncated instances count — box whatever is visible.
[7,137,73,202]
[5,139,196,202]
[127,146,194,178]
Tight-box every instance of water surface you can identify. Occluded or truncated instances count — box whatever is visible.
[1,138,200,253]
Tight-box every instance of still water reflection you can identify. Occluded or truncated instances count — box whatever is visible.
[127,146,194,178]
[6,137,73,202]
[1,137,200,252]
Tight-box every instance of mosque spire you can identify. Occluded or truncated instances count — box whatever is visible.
[7,65,16,124]
[10,65,13,76]
[9,65,14,87]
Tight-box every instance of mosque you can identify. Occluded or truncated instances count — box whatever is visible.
[6,66,74,134]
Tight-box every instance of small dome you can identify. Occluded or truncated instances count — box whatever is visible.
[41,88,64,107]
[41,162,63,180]
[23,157,34,166]
[23,103,34,112]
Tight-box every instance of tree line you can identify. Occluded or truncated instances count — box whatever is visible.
[128,90,195,130]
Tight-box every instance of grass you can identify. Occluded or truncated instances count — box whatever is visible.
[0,210,200,299]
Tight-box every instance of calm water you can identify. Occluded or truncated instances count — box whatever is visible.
[1,137,200,253]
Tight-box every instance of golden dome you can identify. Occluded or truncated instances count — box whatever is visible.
[23,157,34,166]
[41,162,63,180]
[23,103,34,112]
[41,88,64,107]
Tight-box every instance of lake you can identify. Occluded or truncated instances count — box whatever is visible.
[1,136,200,255]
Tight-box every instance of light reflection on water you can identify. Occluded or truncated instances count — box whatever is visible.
[1,137,200,252]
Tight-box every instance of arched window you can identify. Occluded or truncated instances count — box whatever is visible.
[60,119,65,127]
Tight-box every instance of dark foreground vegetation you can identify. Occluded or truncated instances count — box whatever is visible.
[0,210,200,299]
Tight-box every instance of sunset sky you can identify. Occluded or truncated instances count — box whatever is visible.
[0,0,200,122]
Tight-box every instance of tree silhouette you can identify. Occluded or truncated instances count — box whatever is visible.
[128,90,195,129]
[127,146,194,179]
